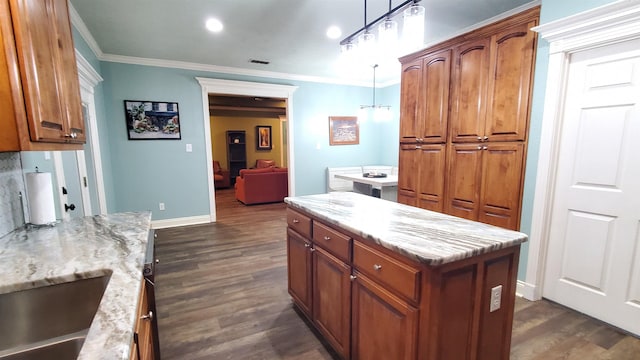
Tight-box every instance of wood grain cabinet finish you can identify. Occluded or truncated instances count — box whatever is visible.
[351,272,419,360]
[398,7,538,230]
[287,228,313,314]
[286,207,522,360]
[399,60,422,144]
[312,246,352,358]
[130,278,155,360]
[445,142,525,229]
[0,0,85,151]
[398,143,446,212]
[449,38,491,143]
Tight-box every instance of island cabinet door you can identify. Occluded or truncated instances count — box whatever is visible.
[287,228,313,315]
[351,272,419,360]
[312,246,352,359]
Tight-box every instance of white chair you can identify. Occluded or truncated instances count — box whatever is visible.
[326,166,362,192]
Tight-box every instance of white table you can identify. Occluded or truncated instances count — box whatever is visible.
[334,173,398,202]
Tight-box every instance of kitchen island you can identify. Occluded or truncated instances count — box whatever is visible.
[0,212,152,360]
[285,192,527,360]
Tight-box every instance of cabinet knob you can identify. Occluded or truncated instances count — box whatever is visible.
[483,136,489,141]
[350,275,357,281]
[373,264,382,271]
[292,219,300,224]
[155,258,160,264]
[141,311,153,321]
[64,133,78,139]
[477,146,482,150]
[482,146,488,150]
[477,136,482,141]
[415,145,421,150]
[304,243,310,248]
[323,236,331,241]
[309,248,316,252]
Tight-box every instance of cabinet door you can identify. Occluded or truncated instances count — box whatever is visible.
[399,60,423,143]
[52,0,84,143]
[417,144,446,212]
[352,272,419,360]
[421,50,451,143]
[131,278,154,360]
[313,247,351,359]
[286,228,313,315]
[449,38,491,143]
[10,0,67,142]
[445,143,483,221]
[398,144,419,206]
[478,142,525,230]
[485,21,537,142]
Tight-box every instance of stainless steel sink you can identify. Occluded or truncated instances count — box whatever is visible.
[0,273,111,360]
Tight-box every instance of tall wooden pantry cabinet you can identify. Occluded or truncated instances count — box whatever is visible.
[398,7,539,231]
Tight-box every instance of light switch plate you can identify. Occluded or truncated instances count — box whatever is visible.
[186,144,193,152]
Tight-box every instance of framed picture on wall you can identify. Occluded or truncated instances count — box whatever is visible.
[256,125,272,150]
[124,100,181,140]
[329,116,359,145]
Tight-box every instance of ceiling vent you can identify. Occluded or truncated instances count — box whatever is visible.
[249,59,270,65]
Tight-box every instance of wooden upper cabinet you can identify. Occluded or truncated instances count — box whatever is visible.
[417,144,446,212]
[399,60,423,143]
[478,142,525,230]
[52,0,85,143]
[449,38,490,143]
[444,143,483,221]
[0,0,84,151]
[485,21,537,142]
[421,50,451,143]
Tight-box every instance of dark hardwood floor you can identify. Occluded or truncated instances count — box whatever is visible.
[154,188,640,359]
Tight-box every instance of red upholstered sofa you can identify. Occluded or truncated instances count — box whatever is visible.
[234,167,288,205]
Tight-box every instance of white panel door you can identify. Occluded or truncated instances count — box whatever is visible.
[543,39,640,336]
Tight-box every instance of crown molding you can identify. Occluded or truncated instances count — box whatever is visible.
[532,0,640,54]
[100,53,379,87]
[75,50,103,89]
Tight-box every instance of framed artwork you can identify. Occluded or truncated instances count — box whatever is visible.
[256,125,272,150]
[329,116,359,145]
[124,100,181,140]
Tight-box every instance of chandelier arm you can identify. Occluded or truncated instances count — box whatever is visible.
[339,0,422,45]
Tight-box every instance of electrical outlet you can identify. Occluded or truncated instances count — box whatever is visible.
[186,143,192,152]
[490,285,502,312]
[159,202,165,211]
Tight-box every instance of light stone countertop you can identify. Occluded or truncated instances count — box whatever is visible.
[0,211,152,360]
[285,192,527,266]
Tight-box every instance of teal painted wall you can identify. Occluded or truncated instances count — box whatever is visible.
[517,0,617,279]
[99,62,382,219]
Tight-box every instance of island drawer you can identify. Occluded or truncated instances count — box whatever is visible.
[312,222,351,262]
[287,209,312,238]
[353,240,421,303]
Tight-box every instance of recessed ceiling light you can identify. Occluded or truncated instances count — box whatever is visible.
[206,18,223,33]
[326,25,342,39]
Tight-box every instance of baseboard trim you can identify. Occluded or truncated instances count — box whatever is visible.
[516,280,540,301]
[151,215,212,229]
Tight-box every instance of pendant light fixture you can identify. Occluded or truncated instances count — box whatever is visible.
[340,0,425,62]
[359,64,392,123]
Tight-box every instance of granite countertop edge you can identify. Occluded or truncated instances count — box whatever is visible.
[0,211,152,360]
[285,193,528,266]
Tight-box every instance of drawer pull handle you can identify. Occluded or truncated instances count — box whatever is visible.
[350,275,357,281]
[323,236,331,241]
[141,311,153,321]
[292,219,300,224]
[373,264,382,271]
